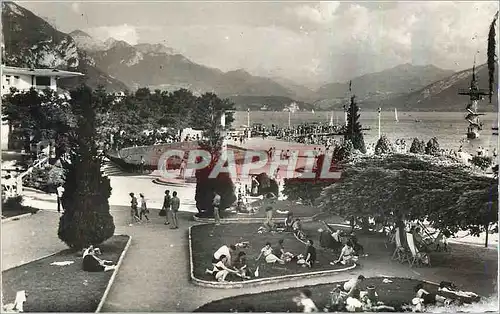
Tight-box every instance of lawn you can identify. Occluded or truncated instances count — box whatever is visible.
[194,277,439,312]
[190,222,355,282]
[218,199,323,220]
[1,204,39,219]
[1,235,129,312]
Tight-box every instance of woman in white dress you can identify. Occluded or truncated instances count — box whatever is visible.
[255,242,284,264]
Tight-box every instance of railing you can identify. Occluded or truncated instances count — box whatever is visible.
[4,156,50,197]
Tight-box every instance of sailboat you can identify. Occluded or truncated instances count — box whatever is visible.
[329,112,334,127]
[394,108,399,122]
[311,109,315,114]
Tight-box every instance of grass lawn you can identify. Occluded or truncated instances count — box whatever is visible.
[194,277,439,312]
[1,235,129,312]
[191,222,355,282]
[220,199,322,220]
[1,205,39,219]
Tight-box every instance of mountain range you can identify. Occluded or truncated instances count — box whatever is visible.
[1,2,128,92]
[2,2,497,112]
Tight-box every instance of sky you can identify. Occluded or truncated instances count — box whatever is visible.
[16,1,500,87]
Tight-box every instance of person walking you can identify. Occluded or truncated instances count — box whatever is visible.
[129,192,140,225]
[213,193,221,225]
[56,184,65,213]
[163,190,171,225]
[170,191,180,229]
[139,193,150,222]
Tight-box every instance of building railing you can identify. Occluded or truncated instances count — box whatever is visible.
[2,156,50,198]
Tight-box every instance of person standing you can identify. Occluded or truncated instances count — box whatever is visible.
[140,156,145,174]
[56,184,65,213]
[163,190,171,225]
[170,191,180,229]
[213,193,221,225]
[139,193,150,222]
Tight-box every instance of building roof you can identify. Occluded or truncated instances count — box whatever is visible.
[1,65,84,78]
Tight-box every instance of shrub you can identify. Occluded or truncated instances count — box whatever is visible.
[58,85,115,250]
[470,156,493,170]
[47,165,65,188]
[332,139,354,162]
[425,137,440,156]
[2,195,24,210]
[409,138,426,154]
[374,135,395,155]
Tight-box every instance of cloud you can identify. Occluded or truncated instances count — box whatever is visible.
[71,2,80,14]
[88,24,139,45]
[292,2,340,24]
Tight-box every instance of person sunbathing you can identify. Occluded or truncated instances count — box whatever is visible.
[82,246,116,272]
[276,239,295,262]
[330,242,358,266]
[342,275,365,299]
[212,244,237,267]
[413,283,448,309]
[233,252,252,279]
[256,242,285,264]
[206,255,239,282]
[303,240,317,268]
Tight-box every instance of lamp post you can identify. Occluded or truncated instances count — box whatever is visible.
[377,107,381,139]
[247,108,251,139]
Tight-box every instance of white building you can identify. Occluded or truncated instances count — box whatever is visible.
[1,65,84,150]
[1,65,83,95]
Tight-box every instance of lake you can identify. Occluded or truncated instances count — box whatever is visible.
[233,111,499,152]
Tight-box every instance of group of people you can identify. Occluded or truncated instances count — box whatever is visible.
[292,275,382,312]
[128,189,181,228]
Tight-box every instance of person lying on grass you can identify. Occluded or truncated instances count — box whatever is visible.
[206,255,239,282]
[256,242,285,264]
[232,252,252,279]
[297,240,317,268]
[82,245,116,272]
[412,283,450,311]
[292,289,318,312]
[330,241,358,266]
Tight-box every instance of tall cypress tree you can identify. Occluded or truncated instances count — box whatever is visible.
[487,11,498,103]
[344,95,366,153]
[58,85,115,250]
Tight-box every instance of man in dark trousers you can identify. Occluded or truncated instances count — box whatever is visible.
[163,190,171,225]
[170,191,180,229]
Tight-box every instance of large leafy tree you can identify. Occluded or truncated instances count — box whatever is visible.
[2,87,73,155]
[319,154,498,241]
[58,85,115,250]
[344,96,366,153]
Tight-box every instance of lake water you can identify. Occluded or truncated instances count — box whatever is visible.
[233,111,499,152]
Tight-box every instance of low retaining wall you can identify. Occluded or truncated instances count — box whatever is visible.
[95,235,132,313]
[188,226,356,289]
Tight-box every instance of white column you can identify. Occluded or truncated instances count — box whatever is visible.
[378,108,381,139]
[288,111,291,127]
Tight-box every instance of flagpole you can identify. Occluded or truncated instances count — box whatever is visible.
[288,110,291,127]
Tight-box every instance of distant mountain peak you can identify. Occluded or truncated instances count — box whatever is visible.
[104,38,132,50]
[69,29,92,38]
[2,2,26,17]
[134,43,174,55]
